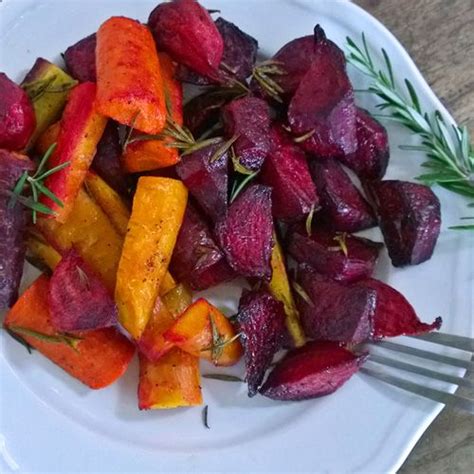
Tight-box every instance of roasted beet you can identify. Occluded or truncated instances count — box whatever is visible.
[177,17,258,85]
[175,139,229,222]
[170,203,235,290]
[287,226,382,282]
[215,184,273,279]
[91,121,129,196]
[309,159,376,232]
[222,96,271,171]
[288,26,356,158]
[237,289,286,396]
[358,278,442,338]
[148,0,224,79]
[339,108,389,180]
[0,150,35,309]
[49,249,118,332]
[260,125,319,221]
[368,180,441,266]
[0,73,36,150]
[64,33,97,83]
[260,341,367,401]
[296,265,375,343]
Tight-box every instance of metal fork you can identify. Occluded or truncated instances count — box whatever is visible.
[360,332,474,414]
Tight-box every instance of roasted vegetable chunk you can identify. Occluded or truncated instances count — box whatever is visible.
[0,73,36,150]
[310,159,376,232]
[295,264,375,343]
[216,184,273,280]
[49,249,117,332]
[260,341,367,400]
[287,226,383,282]
[237,289,286,396]
[0,150,35,308]
[64,33,97,83]
[368,180,441,266]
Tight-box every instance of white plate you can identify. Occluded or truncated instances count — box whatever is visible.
[0,0,472,472]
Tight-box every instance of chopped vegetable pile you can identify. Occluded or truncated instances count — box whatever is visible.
[1,0,444,413]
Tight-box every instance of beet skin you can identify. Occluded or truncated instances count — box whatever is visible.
[260,341,367,401]
[368,180,441,266]
[215,184,273,280]
[237,289,286,396]
[64,33,97,83]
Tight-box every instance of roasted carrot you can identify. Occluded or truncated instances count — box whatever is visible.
[96,17,166,135]
[40,82,107,223]
[34,121,60,156]
[115,177,188,339]
[4,275,135,389]
[26,233,62,271]
[122,53,182,172]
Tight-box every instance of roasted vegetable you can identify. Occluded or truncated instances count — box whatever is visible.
[260,341,367,401]
[222,96,271,171]
[177,17,258,85]
[237,289,286,396]
[170,203,235,290]
[164,298,243,366]
[21,58,77,147]
[64,33,97,82]
[339,108,389,181]
[115,177,188,339]
[287,226,383,283]
[367,180,441,266]
[26,232,62,272]
[288,26,356,158]
[216,184,273,280]
[358,278,442,338]
[4,275,134,389]
[148,0,224,79]
[0,73,36,150]
[138,349,202,409]
[309,159,376,232]
[161,283,193,317]
[37,188,123,293]
[295,264,375,344]
[268,236,305,347]
[122,53,182,173]
[34,121,60,156]
[96,17,166,134]
[40,82,107,223]
[261,125,319,221]
[176,139,229,223]
[0,150,35,308]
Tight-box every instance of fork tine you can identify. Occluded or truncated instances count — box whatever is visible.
[360,366,474,414]
[409,332,474,351]
[371,341,474,369]
[369,354,474,388]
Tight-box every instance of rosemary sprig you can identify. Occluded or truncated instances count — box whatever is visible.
[7,325,82,351]
[8,143,69,223]
[252,60,286,103]
[291,281,314,307]
[333,233,349,257]
[346,34,474,204]
[202,314,241,363]
[230,146,253,175]
[305,204,316,237]
[202,405,210,429]
[230,170,259,203]
[202,373,244,383]
[5,327,35,354]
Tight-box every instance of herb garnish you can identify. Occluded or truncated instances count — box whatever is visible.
[8,143,69,223]
[5,327,35,354]
[7,325,82,351]
[333,233,349,257]
[291,281,314,307]
[202,314,241,363]
[305,204,316,237]
[202,405,210,429]
[230,170,259,203]
[202,374,244,383]
[252,60,286,103]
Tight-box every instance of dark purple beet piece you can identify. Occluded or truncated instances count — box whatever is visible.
[177,17,258,85]
[49,249,118,332]
[170,203,235,290]
[215,184,273,279]
[91,121,129,196]
[295,264,375,343]
[0,73,36,151]
[260,126,319,221]
[287,226,383,282]
[0,151,35,309]
[63,33,97,83]
[288,26,356,158]
[222,96,271,171]
[260,341,367,401]
[175,139,229,222]
[237,289,286,396]
[368,180,441,266]
[339,108,389,180]
[309,159,376,232]
[358,278,442,338]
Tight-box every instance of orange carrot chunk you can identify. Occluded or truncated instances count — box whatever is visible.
[96,17,166,135]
